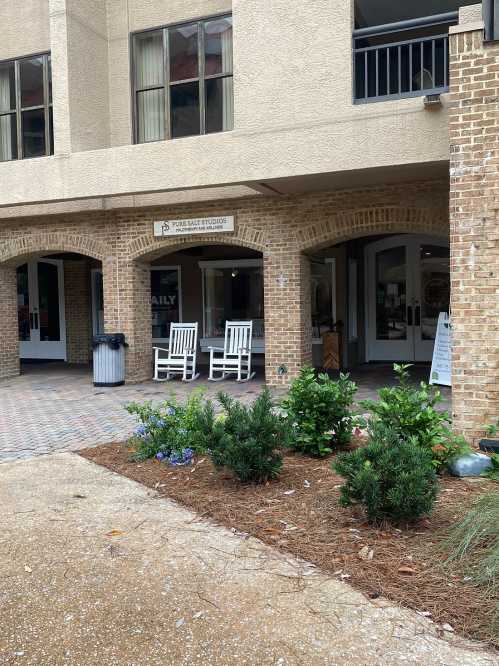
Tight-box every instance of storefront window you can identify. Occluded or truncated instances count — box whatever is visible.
[151,267,181,339]
[201,261,264,338]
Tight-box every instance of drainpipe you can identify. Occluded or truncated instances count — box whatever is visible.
[483,0,499,41]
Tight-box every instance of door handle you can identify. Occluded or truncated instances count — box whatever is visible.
[414,305,421,327]
[407,305,413,326]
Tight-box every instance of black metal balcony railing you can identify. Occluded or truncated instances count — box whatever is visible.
[353,11,458,103]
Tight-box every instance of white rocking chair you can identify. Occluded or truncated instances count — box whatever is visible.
[208,321,256,382]
[153,322,200,382]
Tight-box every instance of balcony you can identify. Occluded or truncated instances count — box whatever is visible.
[353,12,458,103]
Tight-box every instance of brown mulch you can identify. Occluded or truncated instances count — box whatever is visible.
[79,443,499,649]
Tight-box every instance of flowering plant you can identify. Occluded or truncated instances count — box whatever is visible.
[126,389,205,461]
[156,447,195,466]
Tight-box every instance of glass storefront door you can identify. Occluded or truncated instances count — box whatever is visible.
[17,259,66,359]
[366,235,449,362]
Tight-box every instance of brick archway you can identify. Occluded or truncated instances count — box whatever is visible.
[127,226,267,262]
[296,206,449,253]
[0,232,108,266]
[0,232,107,380]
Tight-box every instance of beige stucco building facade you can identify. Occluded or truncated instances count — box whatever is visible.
[0,0,498,441]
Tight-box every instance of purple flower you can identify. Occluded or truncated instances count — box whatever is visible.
[156,452,165,461]
[135,424,148,438]
[166,406,176,417]
[168,447,194,466]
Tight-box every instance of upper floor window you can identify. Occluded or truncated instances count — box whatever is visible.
[0,53,53,162]
[132,15,233,143]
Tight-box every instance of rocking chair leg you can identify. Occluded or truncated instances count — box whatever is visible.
[209,372,226,382]
[184,372,200,382]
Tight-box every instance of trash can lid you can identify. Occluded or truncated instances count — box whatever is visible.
[92,333,127,348]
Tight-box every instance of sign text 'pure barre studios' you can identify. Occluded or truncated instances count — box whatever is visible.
[154,216,235,238]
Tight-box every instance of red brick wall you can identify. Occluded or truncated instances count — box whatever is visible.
[449,26,499,439]
[64,259,92,364]
[0,265,19,379]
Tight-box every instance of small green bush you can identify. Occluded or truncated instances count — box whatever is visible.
[482,453,499,482]
[361,363,469,470]
[332,423,439,523]
[282,366,358,457]
[126,389,206,461]
[198,389,288,483]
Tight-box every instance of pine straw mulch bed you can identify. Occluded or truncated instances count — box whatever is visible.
[79,443,499,649]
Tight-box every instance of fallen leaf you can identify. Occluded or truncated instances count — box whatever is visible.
[283,489,296,496]
[398,566,417,575]
[106,529,125,538]
[441,623,454,632]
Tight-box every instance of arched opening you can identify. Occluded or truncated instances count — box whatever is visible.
[139,242,266,376]
[12,250,103,373]
[304,232,450,387]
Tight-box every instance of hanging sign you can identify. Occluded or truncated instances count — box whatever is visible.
[154,215,234,237]
[429,312,452,387]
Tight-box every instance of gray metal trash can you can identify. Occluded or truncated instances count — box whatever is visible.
[92,333,127,387]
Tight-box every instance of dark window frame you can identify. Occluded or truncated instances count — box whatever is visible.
[0,51,53,161]
[131,13,233,143]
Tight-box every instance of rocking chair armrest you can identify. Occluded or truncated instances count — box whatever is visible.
[208,346,225,352]
[153,346,170,353]
[237,347,252,353]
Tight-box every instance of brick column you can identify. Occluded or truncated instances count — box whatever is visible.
[64,260,92,364]
[449,19,499,440]
[0,265,20,379]
[264,250,312,387]
[102,257,152,383]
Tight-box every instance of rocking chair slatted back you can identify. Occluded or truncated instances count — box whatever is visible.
[170,323,198,357]
[224,321,253,356]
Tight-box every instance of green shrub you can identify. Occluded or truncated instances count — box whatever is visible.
[482,453,499,482]
[361,363,469,470]
[126,389,206,461]
[442,492,499,590]
[483,419,499,437]
[281,366,358,457]
[198,389,288,483]
[332,423,439,523]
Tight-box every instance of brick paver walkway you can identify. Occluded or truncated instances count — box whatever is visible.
[0,362,450,462]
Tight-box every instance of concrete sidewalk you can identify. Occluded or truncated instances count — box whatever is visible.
[0,453,495,666]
